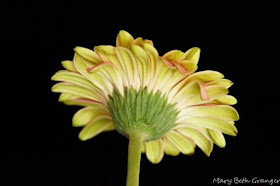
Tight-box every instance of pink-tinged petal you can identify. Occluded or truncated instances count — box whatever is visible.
[168,71,224,102]
[161,58,176,68]
[175,84,229,110]
[73,54,113,94]
[173,62,188,74]
[58,93,106,107]
[163,50,185,62]
[199,83,210,101]
[71,98,104,105]
[93,45,130,88]
[87,62,115,73]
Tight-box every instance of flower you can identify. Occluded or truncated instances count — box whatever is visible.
[51,30,239,165]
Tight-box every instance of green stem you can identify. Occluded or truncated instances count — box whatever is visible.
[126,132,143,186]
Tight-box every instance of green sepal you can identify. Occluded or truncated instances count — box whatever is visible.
[108,87,179,141]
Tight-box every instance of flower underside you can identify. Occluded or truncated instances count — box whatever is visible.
[51,30,239,164]
[108,87,179,142]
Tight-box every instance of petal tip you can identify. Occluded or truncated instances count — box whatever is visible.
[116,30,134,48]
[78,134,88,141]
[73,46,81,53]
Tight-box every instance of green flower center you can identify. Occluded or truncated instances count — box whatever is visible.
[108,87,179,141]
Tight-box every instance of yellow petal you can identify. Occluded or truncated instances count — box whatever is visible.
[205,85,229,99]
[169,71,224,100]
[73,54,113,94]
[58,93,104,107]
[142,43,159,92]
[214,95,237,105]
[143,44,159,67]
[175,84,228,110]
[131,45,150,88]
[103,123,115,132]
[149,61,164,93]
[74,47,101,64]
[93,45,129,87]
[144,39,153,46]
[175,125,211,139]
[145,139,164,164]
[152,59,176,93]
[52,82,101,101]
[142,43,159,61]
[184,47,200,65]
[79,116,113,141]
[132,37,144,46]
[182,105,239,121]
[207,79,233,88]
[94,45,117,60]
[61,60,78,72]
[51,70,98,91]
[178,59,198,72]
[177,116,237,136]
[115,47,141,90]
[132,37,154,47]
[208,129,226,148]
[177,127,213,156]
[116,30,134,48]
[163,136,180,156]
[58,92,76,102]
[162,50,184,62]
[93,46,126,94]
[189,70,224,82]
[171,81,201,103]
[72,106,109,127]
[165,131,195,155]
[161,70,185,96]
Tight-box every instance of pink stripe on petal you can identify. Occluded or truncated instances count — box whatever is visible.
[72,98,103,105]
[197,104,218,107]
[87,62,114,72]
[199,83,209,101]
[161,58,176,68]
[173,63,188,74]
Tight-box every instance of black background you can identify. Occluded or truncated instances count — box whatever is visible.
[3,2,280,186]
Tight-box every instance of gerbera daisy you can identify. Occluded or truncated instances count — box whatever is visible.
[51,30,239,186]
